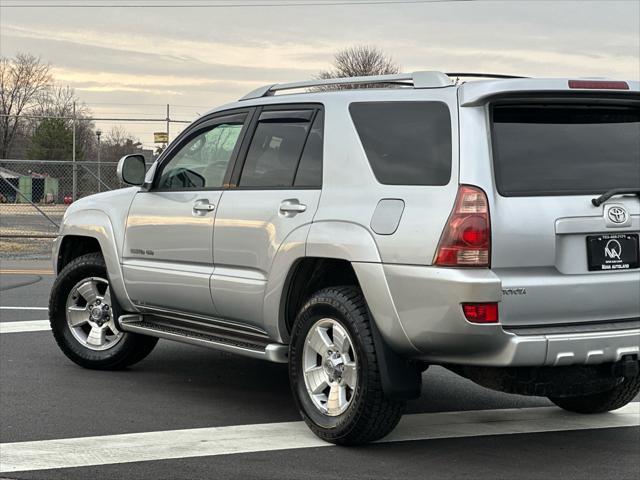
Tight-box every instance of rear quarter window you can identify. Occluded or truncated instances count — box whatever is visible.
[349,101,452,185]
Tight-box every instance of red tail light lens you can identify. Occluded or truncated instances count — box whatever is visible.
[462,303,499,323]
[434,185,490,267]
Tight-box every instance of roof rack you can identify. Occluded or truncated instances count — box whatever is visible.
[239,71,452,101]
[239,71,529,101]
[240,71,527,101]
[446,72,527,79]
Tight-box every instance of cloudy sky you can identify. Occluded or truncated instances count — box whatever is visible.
[1,0,639,146]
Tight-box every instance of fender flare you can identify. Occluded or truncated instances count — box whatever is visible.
[56,209,134,311]
[267,220,418,353]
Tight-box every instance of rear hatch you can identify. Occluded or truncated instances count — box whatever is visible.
[486,91,640,329]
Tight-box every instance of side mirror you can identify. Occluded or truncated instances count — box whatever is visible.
[117,154,147,186]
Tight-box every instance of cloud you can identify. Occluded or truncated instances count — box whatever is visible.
[3,24,337,73]
[2,0,637,142]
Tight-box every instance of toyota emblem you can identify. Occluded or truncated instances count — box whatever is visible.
[607,206,628,224]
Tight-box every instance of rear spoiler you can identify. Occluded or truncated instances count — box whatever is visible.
[459,78,639,107]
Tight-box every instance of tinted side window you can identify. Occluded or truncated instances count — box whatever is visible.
[294,111,323,187]
[240,112,312,188]
[157,122,243,190]
[349,102,452,185]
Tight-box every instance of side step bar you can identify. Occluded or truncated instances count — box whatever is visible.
[118,314,288,363]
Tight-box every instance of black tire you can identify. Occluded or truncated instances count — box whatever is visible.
[49,252,158,370]
[549,373,640,414]
[288,286,405,445]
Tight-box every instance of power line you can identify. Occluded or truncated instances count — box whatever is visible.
[1,0,478,7]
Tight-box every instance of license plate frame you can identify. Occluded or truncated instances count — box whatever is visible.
[586,233,639,271]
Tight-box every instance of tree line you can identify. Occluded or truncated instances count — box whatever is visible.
[0,53,143,164]
[1,46,399,164]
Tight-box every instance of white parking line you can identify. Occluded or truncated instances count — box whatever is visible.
[1,403,638,473]
[0,307,48,310]
[0,320,50,334]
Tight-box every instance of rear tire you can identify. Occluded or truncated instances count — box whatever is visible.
[289,286,405,445]
[549,373,640,414]
[49,252,158,370]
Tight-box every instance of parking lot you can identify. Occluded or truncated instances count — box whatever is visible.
[1,260,639,480]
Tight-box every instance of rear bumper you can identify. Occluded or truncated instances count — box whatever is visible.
[371,263,640,367]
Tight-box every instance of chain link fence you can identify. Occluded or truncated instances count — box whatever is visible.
[0,159,126,261]
[0,159,123,240]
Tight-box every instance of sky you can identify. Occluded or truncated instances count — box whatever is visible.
[1,0,639,148]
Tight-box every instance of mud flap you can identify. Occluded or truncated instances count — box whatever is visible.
[369,315,422,400]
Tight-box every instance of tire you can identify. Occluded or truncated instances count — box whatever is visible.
[549,373,640,414]
[49,252,158,370]
[288,286,405,445]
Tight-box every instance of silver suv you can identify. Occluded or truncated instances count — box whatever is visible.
[49,72,640,445]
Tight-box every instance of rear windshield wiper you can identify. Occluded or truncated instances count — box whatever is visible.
[592,188,640,207]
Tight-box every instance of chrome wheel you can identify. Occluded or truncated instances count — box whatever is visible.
[65,277,123,351]
[302,318,358,416]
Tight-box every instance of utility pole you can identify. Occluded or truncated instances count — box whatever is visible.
[72,101,77,201]
[166,104,170,144]
[96,129,102,192]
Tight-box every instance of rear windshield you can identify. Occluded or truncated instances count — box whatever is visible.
[491,103,640,196]
[350,101,452,185]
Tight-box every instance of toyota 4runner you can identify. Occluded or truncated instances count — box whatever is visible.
[49,72,640,445]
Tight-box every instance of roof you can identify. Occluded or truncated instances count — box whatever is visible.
[196,73,639,120]
[0,166,21,179]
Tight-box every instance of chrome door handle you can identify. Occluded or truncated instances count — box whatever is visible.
[279,200,307,214]
[193,201,215,214]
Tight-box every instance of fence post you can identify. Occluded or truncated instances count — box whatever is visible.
[72,102,77,201]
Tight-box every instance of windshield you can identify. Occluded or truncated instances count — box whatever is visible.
[491,102,640,196]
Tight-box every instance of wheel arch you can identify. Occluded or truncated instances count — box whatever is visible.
[269,221,417,357]
[56,235,102,273]
[55,210,134,311]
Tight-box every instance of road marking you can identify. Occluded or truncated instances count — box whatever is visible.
[0,320,50,334]
[1,404,638,473]
[0,307,48,310]
[0,269,54,275]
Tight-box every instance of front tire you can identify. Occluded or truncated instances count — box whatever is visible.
[289,286,404,445]
[49,253,158,370]
[549,372,640,414]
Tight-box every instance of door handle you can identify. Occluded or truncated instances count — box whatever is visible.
[193,200,215,214]
[279,200,307,214]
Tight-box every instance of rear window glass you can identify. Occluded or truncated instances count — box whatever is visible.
[491,103,640,196]
[349,102,452,185]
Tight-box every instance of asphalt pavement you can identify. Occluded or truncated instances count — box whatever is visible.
[1,261,638,480]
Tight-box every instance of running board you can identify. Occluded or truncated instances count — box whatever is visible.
[118,314,288,363]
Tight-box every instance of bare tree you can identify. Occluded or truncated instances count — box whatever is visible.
[316,45,400,90]
[32,85,89,119]
[0,53,52,158]
[102,126,143,163]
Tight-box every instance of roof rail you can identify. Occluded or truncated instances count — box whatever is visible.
[239,70,452,101]
[446,72,528,79]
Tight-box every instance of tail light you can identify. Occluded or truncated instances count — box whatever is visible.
[434,185,490,267]
[568,80,629,90]
[462,303,499,323]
